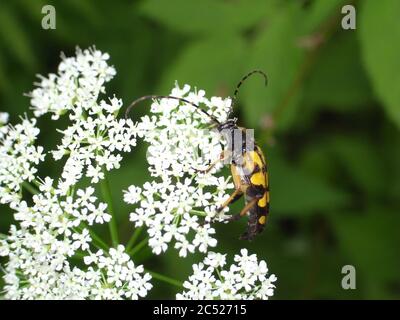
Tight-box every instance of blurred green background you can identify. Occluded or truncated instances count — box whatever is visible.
[1,0,400,299]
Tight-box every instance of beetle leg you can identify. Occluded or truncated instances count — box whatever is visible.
[195,150,230,174]
[216,188,243,213]
[224,197,260,222]
[199,159,221,174]
[198,188,243,227]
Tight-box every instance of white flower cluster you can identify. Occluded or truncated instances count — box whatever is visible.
[0,180,151,299]
[52,102,138,193]
[0,48,152,300]
[83,245,152,300]
[0,116,45,205]
[177,250,277,300]
[29,47,138,194]
[30,47,116,119]
[125,85,234,256]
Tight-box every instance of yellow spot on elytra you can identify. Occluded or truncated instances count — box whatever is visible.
[258,192,268,207]
[250,172,266,187]
[258,216,266,225]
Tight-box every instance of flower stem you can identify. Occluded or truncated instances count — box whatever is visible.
[22,181,39,195]
[145,269,183,288]
[71,251,86,259]
[100,171,119,247]
[126,226,143,252]
[128,237,148,256]
[88,229,109,251]
[190,209,207,216]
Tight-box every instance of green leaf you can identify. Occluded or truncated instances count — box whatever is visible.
[331,208,400,299]
[14,0,47,22]
[0,3,37,70]
[0,53,10,95]
[299,142,337,183]
[269,149,349,216]
[140,0,269,36]
[242,2,306,130]
[158,36,246,95]
[380,126,400,201]
[303,0,348,33]
[359,0,400,129]
[63,0,102,26]
[330,136,386,196]
[303,31,374,112]
[107,19,155,103]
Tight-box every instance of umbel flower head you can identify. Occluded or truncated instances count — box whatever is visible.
[125,84,235,257]
[177,249,277,300]
[29,47,138,194]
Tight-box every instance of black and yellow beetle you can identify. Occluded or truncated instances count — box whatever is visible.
[125,70,269,241]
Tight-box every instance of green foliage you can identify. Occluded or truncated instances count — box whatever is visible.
[0,2,37,71]
[1,0,400,300]
[330,135,386,196]
[331,208,400,299]
[158,35,246,94]
[359,0,400,129]
[303,31,374,112]
[269,149,350,216]
[303,0,348,33]
[243,1,306,130]
[140,0,269,36]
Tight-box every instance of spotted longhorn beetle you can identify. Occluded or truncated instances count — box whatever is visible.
[125,70,269,241]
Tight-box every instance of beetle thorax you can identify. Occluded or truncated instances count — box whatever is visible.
[218,122,255,165]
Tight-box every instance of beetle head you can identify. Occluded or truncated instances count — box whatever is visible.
[217,118,237,132]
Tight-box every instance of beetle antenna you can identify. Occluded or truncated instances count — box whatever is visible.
[232,70,268,107]
[125,95,221,125]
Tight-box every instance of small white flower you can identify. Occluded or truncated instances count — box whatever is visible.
[84,249,104,265]
[38,177,54,194]
[87,202,111,225]
[174,239,195,257]
[72,229,92,251]
[0,112,9,124]
[76,187,96,206]
[193,224,218,253]
[87,165,104,184]
[204,252,226,268]
[123,185,142,204]
[101,96,122,114]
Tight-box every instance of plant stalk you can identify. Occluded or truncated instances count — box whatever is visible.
[145,269,183,288]
[128,237,148,256]
[100,171,119,247]
[126,226,143,252]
